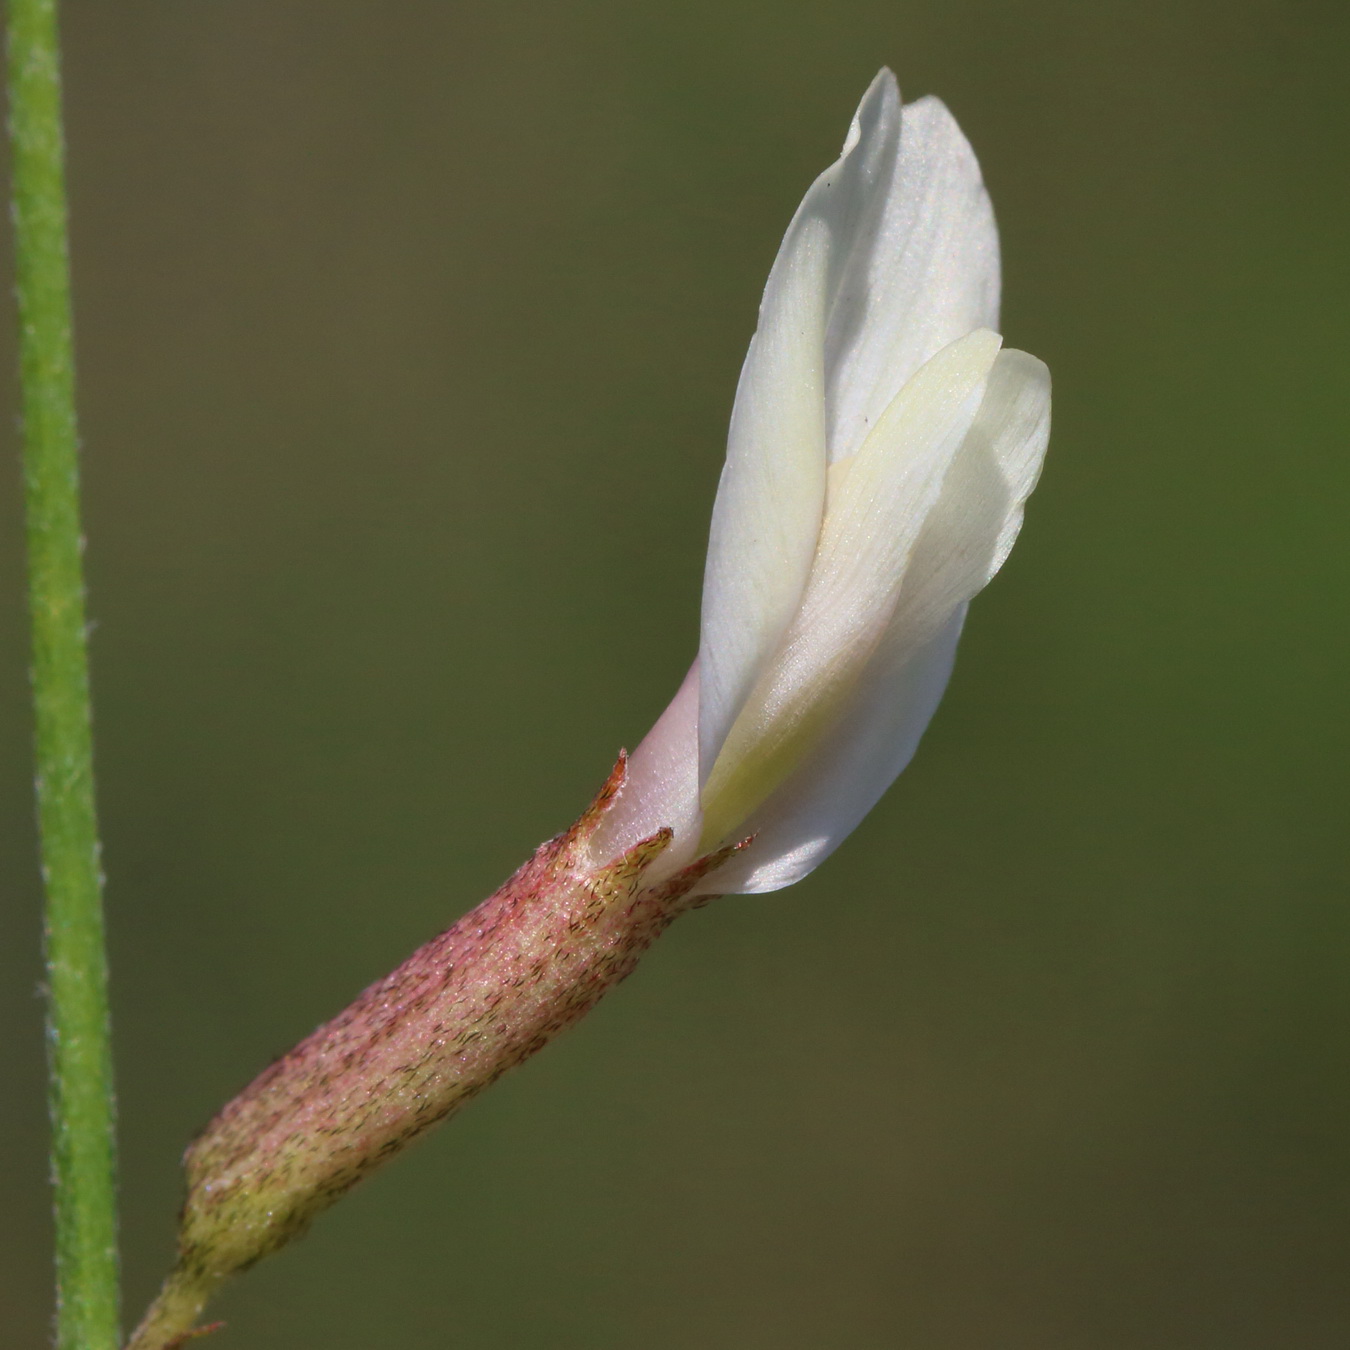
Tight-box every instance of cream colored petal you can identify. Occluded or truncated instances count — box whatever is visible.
[885,347,1051,650]
[699,328,1002,848]
[698,72,902,785]
[700,347,1051,893]
[692,606,967,894]
[826,95,1001,461]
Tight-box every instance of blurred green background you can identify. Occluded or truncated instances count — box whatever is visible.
[3,1,1348,1346]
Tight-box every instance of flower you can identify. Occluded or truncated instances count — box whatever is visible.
[594,69,1051,892]
[127,72,1052,1348]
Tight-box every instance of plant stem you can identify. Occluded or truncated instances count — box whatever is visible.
[7,0,121,1346]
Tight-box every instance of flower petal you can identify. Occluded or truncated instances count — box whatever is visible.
[826,95,1001,461]
[701,347,1051,893]
[698,329,1002,849]
[886,347,1052,650]
[695,605,967,894]
[586,661,703,875]
[697,72,903,784]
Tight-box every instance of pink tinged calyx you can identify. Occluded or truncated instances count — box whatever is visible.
[126,757,743,1350]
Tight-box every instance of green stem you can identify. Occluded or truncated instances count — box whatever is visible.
[6,1,121,1346]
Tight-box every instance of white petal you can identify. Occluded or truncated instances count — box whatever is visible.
[698,329,1002,849]
[826,95,1001,460]
[586,661,703,875]
[694,606,967,894]
[886,347,1051,650]
[697,72,903,784]
[702,347,1051,894]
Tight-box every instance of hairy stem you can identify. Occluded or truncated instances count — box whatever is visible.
[7,0,121,1345]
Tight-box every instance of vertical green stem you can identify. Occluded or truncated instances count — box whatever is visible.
[7,1,120,1347]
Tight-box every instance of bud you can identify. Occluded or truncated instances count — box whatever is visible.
[594,68,1050,894]
[127,759,740,1350]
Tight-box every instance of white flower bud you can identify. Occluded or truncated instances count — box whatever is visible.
[595,69,1051,892]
